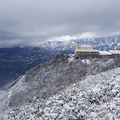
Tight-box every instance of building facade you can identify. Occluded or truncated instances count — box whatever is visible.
[75,43,99,58]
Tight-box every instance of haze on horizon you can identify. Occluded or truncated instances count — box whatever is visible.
[0,0,120,48]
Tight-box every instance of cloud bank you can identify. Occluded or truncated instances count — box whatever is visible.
[0,0,120,48]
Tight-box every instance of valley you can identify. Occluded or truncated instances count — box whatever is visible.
[1,33,120,86]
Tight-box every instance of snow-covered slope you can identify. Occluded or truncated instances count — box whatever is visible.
[40,33,120,51]
[0,55,120,119]
[2,67,120,120]
[1,33,120,87]
[99,50,120,55]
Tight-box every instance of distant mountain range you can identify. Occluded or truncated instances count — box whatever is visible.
[40,33,120,51]
[0,33,120,86]
[0,47,59,86]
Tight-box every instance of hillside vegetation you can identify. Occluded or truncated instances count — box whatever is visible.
[0,55,120,119]
[2,62,120,120]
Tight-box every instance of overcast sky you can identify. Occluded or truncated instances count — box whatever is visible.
[0,0,120,48]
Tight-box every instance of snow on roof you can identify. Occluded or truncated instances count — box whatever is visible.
[99,51,112,55]
[109,50,120,54]
[75,50,120,55]
[75,49,98,52]
[78,44,92,47]
[99,50,120,55]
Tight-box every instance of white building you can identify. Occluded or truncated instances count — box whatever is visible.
[75,43,99,58]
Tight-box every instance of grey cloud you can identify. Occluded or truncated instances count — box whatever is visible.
[0,0,120,47]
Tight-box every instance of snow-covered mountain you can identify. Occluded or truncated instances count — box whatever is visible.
[0,55,120,119]
[40,33,120,51]
[1,33,120,87]
[2,60,120,119]
[0,47,59,86]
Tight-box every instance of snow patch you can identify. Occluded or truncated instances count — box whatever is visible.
[2,67,120,120]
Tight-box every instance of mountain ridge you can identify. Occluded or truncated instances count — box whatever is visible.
[40,33,120,51]
[1,57,120,119]
[1,33,120,86]
[0,55,120,118]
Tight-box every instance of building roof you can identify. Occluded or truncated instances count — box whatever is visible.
[75,49,99,52]
[77,44,92,47]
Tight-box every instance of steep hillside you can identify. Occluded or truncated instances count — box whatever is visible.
[1,33,120,86]
[0,55,120,118]
[2,65,120,120]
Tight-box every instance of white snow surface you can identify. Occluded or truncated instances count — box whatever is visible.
[99,50,120,55]
[68,54,75,62]
[2,67,120,120]
[79,44,92,47]
[0,75,27,117]
[109,50,120,54]
[81,59,91,65]
[99,50,112,55]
